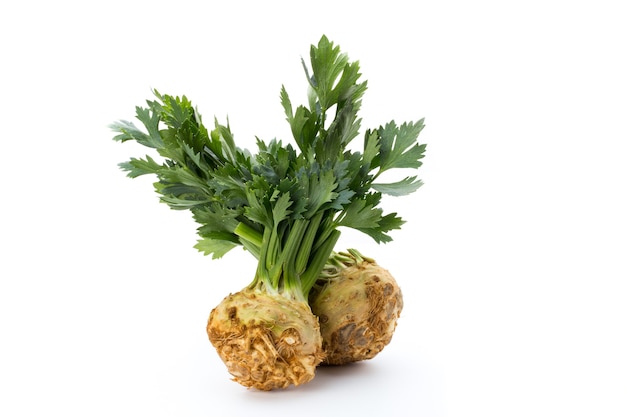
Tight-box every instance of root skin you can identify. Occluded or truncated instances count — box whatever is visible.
[310,258,403,365]
[207,290,324,390]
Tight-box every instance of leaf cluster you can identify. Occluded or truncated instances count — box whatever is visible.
[111,35,426,296]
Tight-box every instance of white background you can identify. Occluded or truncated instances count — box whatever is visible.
[1,1,625,416]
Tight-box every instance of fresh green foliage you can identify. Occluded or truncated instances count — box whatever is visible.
[111,35,426,299]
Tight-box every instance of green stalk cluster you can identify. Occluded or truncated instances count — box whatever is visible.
[111,35,426,389]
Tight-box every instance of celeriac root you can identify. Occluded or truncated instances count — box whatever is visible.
[207,289,324,390]
[309,251,403,365]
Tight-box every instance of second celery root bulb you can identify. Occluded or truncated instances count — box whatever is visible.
[310,250,403,365]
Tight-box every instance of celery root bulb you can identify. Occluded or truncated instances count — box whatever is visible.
[207,289,324,390]
[309,251,403,365]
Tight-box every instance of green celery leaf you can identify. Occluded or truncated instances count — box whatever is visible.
[194,238,238,259]
[136,104,164,147]
[193,205,241,235]
[336,198,383,231]
[210,120,238,164]
[158,166,211,195]
[308,35,354,110]
[375,212,406,240]
[244,184,274,229]
[303,168,338,218]
[119,155,162,178]
[341,208,404,244]
[271,192,293,227]
[110,116,163,149]
[318,101,360,163]
[376,119,426,173]
[362,129,380,168]
[371,176,424,196]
